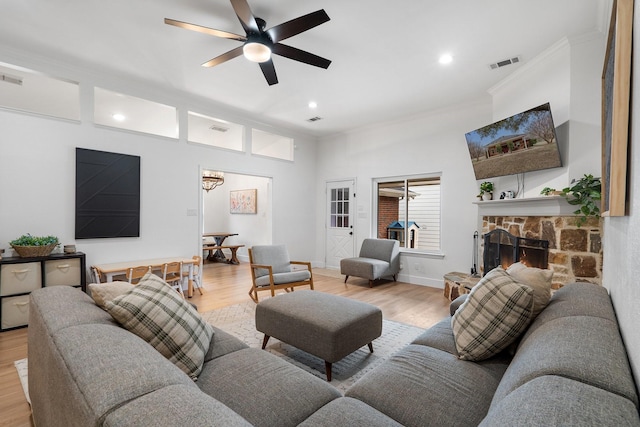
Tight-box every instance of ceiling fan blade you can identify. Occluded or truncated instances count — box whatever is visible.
[164,18,246,41]
[271,43,331,69]
[230,0,259,34]
[259,60,278,86]
[202,46,244,68]
[266,10,330,43]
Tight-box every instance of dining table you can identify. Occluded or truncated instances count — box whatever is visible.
[91,257,198,297]
[202,232,239,262]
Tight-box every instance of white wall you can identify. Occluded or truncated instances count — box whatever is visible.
[0,48,319,269]
[315,33,605,289]
[203,172,271,261]
[487,34,605,198]
[603,0,640,392]
[317,100,491,287]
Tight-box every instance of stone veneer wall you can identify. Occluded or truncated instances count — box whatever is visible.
[482,215,603,288]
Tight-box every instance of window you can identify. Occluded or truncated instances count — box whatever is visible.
[94,87,178,138]
[0,62,79,120]
[188,112,244,151]
[375,175,441,252]
[251,129,294,161]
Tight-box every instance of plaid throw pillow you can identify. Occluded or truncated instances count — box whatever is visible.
[105,272,214,379]
[451,267,534,361]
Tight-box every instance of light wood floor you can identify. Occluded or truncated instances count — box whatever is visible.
[0,262,450,427]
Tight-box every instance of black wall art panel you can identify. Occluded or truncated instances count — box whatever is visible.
[75,148,140,239]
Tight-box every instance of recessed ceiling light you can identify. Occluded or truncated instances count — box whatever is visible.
[439,54,453,65]
[308,101,318,109]
[112,113,126,121]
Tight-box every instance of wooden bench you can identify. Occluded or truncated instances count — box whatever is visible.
[203,244,244,265]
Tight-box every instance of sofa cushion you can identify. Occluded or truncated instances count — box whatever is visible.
[298,397,403,427]
[506,262,552,318]
[518,282,617,343]
[103,384,252,427]
[480,375,640,427]
[254,270,311,287]
[345,344,504,427]
[451,267,533,361]
[105,272,214,379]
[198,348,341,427]
[491,315,640,408]
[33,323,197,424]
[88,281,133,309]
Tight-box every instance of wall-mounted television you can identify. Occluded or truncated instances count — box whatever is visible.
[75,148,140,239]
[465,102,562,180]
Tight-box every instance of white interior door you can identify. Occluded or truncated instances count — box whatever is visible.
[325,180,355,269]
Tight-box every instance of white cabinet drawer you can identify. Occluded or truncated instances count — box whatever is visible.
[1,262,41,296]
[1,294,30,329]
[45,258,81,287]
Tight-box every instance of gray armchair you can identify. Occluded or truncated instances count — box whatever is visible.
[248,245,314,303]
[340,238,400,287]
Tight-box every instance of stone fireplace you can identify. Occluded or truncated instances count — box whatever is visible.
[477,197,603,288]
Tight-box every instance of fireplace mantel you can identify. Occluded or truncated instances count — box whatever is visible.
[473,196,577,217]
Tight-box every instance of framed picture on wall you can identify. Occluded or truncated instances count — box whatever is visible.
[230,189,257,214]
[601,0,633,216]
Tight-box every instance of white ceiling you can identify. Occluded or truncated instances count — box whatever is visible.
[0,0,609,137]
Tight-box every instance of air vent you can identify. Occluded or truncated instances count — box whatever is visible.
[209,125,229,132]
[489,56,521,70]
[307,116,323,122]
[1,73,23,85]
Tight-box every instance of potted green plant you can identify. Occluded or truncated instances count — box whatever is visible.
[479,181,494,200]
[540,187,556,196]
[560,174,602,227]
[9,234,59,258]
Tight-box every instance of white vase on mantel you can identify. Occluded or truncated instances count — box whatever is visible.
[482,193,493,201]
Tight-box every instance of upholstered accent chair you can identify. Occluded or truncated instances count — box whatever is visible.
[340,238,400,287]
[248,245,314,303]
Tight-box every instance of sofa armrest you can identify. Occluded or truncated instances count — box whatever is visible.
[450,294,468,316]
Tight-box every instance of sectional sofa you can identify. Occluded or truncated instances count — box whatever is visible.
[29,281,639,426]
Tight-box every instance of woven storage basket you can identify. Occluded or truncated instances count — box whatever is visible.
[11,243,57,258]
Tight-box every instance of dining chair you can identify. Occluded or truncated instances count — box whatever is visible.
[182,255,204,295]
[248,245,314,303]
[92,267,103,283]
[163,262,185,297]
[126,265,151,284]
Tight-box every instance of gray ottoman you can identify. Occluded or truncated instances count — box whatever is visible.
[255,290,383,381]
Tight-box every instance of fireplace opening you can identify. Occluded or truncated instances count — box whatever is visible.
[483,229,549,274]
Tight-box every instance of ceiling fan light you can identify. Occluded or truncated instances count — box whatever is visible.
[243,42,271,63]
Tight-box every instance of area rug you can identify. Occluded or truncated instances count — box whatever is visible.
[201,301,424,392]
[14,358,30,404]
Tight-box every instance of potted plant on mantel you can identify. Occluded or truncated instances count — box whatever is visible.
[560,174,602,227]
[9,234,59,258]
[479,181,494,201]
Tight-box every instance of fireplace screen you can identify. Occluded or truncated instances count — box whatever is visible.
[483,229,549,274]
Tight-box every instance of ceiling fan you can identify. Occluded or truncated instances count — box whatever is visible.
[165,0,331,86]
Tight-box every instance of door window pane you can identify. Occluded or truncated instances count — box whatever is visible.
[329,187,350,229]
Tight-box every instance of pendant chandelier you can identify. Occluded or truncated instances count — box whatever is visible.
[202,171,224,192]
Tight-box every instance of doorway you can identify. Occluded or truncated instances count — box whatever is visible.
[325,179,356,269]
[201,169,272,263]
